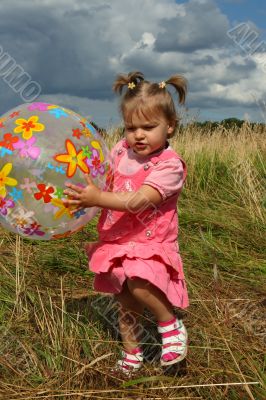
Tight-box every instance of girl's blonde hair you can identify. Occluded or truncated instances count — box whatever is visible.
[113,71,187,136]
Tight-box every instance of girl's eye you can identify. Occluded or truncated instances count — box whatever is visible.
[145,126,156,130]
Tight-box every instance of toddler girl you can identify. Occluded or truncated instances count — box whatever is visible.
[63,71,189,374]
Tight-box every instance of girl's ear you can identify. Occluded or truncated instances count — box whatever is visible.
[167,126,174,133]
[167,124,175,135]
[167,119,177,138]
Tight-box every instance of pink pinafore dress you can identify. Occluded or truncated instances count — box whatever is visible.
[86,139,189,309]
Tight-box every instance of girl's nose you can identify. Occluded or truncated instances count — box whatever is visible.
[135,128,145,138]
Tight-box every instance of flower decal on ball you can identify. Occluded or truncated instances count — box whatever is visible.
[0,163,18,197]
[0,196,15,216]
[0,133,19,151]
[86,149,105,177]
[14,116,45,140]
[54,139,89,178]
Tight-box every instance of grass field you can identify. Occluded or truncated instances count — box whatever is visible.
[0,122,265,399]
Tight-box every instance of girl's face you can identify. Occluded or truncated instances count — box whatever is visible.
[124,115,174,157]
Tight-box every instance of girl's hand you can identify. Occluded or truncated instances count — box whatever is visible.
[63,174,101,212]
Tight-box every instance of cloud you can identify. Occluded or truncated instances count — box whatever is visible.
[155,0,230,53]
[0,0,265,125]
[39,93,121,127]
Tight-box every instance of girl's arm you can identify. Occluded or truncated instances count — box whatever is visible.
[63,175,162,213]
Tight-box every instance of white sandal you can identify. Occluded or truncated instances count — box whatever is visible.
[158,319,188,366]
[112,347,143,376]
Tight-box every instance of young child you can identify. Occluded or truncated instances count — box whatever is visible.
[63,71,189,374]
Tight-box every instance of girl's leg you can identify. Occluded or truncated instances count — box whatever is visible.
[113,282,144,373]
[126,277,174,321]
[126,277,188,365]
[115,281,144,352]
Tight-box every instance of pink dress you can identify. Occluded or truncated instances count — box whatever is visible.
[86,139,189,309]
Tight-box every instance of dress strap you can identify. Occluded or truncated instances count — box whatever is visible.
[122,139,130,149]
[112,139,128,168]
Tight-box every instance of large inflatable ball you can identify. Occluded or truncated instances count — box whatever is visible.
[0,102,110,240]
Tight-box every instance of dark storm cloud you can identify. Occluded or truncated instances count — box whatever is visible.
[0,0,116,101]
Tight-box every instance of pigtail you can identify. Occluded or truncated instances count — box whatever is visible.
[113,71,144,94]
[165,75,187,105]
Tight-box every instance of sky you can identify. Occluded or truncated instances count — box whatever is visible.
[0,0,265,128]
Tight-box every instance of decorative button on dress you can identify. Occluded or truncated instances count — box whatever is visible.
[86,139,189,309]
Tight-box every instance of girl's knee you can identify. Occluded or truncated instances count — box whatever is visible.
[115,282,144,314]
[127,277,150,295]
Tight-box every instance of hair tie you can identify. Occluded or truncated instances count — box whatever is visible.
[128,82,136,89]
[158,81,166,89]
